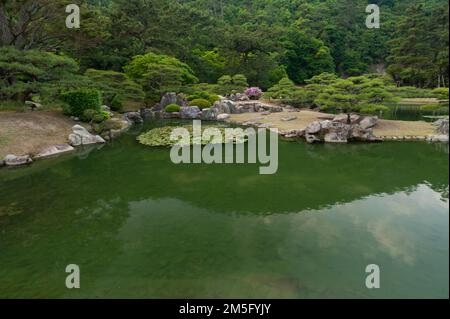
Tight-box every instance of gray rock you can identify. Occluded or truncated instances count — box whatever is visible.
[324,132,348,143]
[305,121,322,134]
[261,111,271,115]
[427,135,449,143]
[281,116,297,122]
[180,106,201,119]
[213,100,237,114]
[101,105,111,112]
[359,116,378,130]
[68,125,106,146]
[229,93,249,101]
[124,112,144,124]
[433,118,449,135]
[35,144,75,159]
[332,113,361,124]
[159,92,187,109]
[305,133,321,144]
[217,113,231,121]
[201,108,219,121]
[4,154,32,166]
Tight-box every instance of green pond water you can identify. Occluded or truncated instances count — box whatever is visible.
[0,120,448,299]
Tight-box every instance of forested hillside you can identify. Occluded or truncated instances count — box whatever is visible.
[1,0,448,107]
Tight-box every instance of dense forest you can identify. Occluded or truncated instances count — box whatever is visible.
[0,0,448,108]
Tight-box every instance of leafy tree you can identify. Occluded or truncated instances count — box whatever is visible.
[281,29,335,84]
[124,52,198,103]
[84,69,144,108]
[387,3,449,88]
[0,46,88,103]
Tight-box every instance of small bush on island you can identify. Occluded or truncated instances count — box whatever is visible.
[188,91,220,104]
[188,98,212,110]
[165,104,181,113]
[61,89,102,117]
[81,109,98,122]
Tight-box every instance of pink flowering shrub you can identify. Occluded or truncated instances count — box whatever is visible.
[245,87,262,100]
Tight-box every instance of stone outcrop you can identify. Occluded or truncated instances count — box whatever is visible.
[212,99,283,115]
[180,106,201,119]
[68,125,106,146]
[3,154,33,166]
[124,111,144,124]
[303,116,381,144]
[156,92,187,110]
[35,144,74,159]
[359,116,378,130]
[433,118,449,135]
[201,108,219,121]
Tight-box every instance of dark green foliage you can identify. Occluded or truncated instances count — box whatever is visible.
[84,69,144,107]
[0,47,89,103]
[188,98,212,110]
[165,104,181,113]
[61,89,102,117]
[111,95,124,112]
[124,52,198,104]
[187,91,220,105]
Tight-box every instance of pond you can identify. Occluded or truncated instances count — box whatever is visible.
[381,103,449,121]
[0,120,448,298]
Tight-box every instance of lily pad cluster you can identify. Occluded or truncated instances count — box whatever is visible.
[137,125,251,147]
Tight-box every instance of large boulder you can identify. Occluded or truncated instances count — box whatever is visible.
[213,100,237,114]
[4,154,32,166]
[124,112,143,124]
[201,108,219,121]
[229,93,249,102]
[359,116,378,130]
[68,125,106,146]
[180,106,201,119]
[333,113,361,124]
[433,118,449,135]
[158,92,187,110]
[305,121,322,134]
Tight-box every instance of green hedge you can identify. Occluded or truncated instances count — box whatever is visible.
[62,89,102,117]
[188,98,212,110]
[165,104,181,113]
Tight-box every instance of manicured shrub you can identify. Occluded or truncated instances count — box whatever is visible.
[188,91,220,104]
[245,87,263,100]
[165,104,181,113]
[61,89,102,117]
[188,98,212,110]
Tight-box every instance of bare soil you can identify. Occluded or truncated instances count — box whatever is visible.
[0,110,76,158]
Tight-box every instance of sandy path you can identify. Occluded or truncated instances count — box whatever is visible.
[0,111,76,158]
[227,109,436,137]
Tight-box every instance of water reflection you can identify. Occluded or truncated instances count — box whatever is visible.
[0,120,448,298]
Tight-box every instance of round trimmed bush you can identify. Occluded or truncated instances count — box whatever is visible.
[188,91,220,105]
[188,98,212,110]
[165,104,181,113]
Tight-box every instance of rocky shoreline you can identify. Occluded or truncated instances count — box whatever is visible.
[1,93,448,168]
